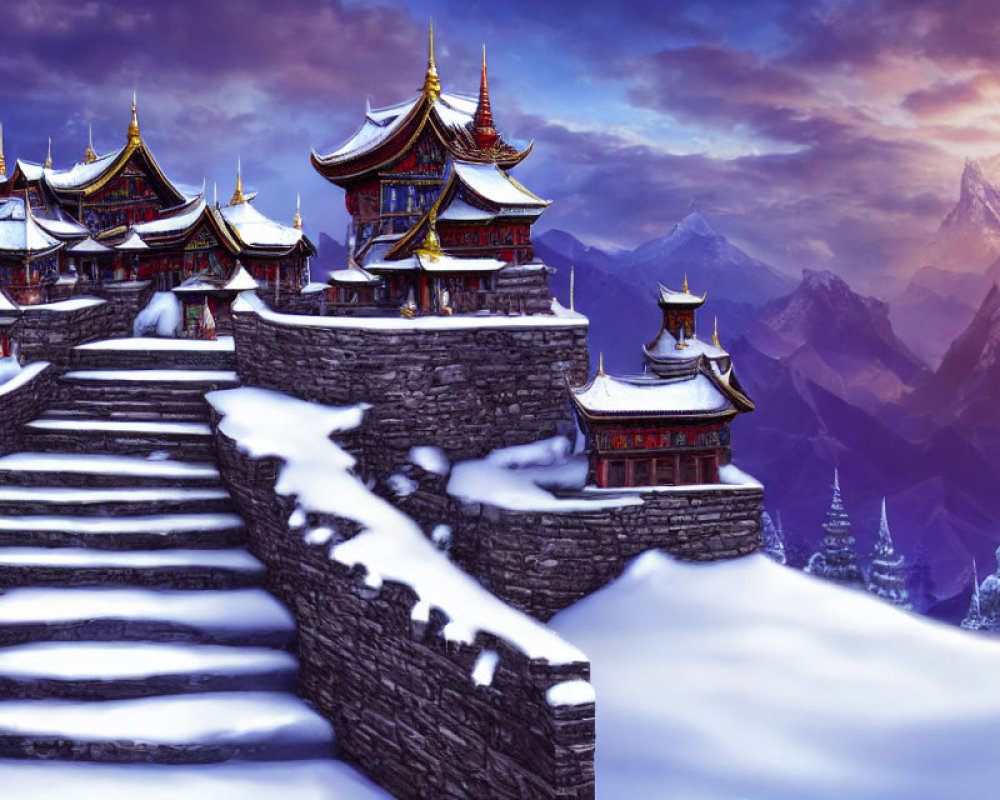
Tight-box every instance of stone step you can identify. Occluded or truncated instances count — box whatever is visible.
[44,400,209,423]
[0,453,221,488]
[60,370,240,404]
[23,419,216,460]
[0,642,298,700]
[72,337,237,371]
[0,692,333,762]
[0,513,247,550]
[0,587,296,648]
[0,547,264,589]
[0,485,234,518]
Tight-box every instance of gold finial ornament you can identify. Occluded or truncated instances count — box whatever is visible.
[230,159,246,205]
[293,193,303,230]
[0,122,6,178]
[597,352,606,377]
[44,137,52,169]
[84,123,97,164]
[423,18,441,99]
[712,316,721,348]
[127,91,141,144]
[416,208,442,259]
[683,273,689,294]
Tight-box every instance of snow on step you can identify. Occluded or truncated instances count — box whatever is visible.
[0,547,263,573]
[26,419,212,435]
[0,691,333,752]
[64,369,239,382]
[75,337,236,352]
[0,642,295,682]
[0,486,228,504]
[0,512,244,535]
[0,587,294,632]
[0,453,219,480]
[0,759,394,799]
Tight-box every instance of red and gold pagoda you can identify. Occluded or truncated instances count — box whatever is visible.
[570,281,754,488]
[312,24,550,315]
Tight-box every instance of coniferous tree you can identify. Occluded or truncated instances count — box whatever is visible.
[866,499,911,609]
[805,469,865,588]
[961,559,984,631]
[760,509,787,565]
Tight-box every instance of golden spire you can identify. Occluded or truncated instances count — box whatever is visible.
[683,273,689,294]
[127,91,141,145]
[213,181,218,208]
[293,193,302,230]
[0,122,6,179]
[44,137,52,169]
[416,207,442,259]
[229,159,246,205]
[422,18,441,99]
[84,123,97,164]
[712,316,721,348]
[597,352,606,377]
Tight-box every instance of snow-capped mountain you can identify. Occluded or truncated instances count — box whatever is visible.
[939,159,1000,244]
[745,270,927,413]
[615,211,795,306]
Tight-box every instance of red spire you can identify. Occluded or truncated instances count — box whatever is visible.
[473,45,498,150]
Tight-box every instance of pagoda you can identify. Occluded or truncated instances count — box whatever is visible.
[312,23,550,315]
[569,281,754,488]
[0,97,315,300]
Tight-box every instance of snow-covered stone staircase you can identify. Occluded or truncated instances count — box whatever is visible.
[0,337,336,767]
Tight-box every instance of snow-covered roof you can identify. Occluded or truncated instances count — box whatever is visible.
[438,197,497,222]
[658,283,706,307]
[217,201,303,248]
[645,332,727,361]
[571,372,733,417]
[116,231,148,251]
[224,264,259,291]
[132,198,207,236]
[453,162,548,207]
[324,98,420,161]
[14,160,44,182]
[0,198,63,254]
[329,266,378,284]
[43,148,124,190]
[68,236,113,254]
[415,253,506,273]
[33,209,89,239]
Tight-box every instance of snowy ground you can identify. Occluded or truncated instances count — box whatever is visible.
[551,552,1000,800]
[0,759,394,799]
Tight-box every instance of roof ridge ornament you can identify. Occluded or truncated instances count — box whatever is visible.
[44,137,52,169]
[416,207,442,260]
[473,44,498,151]
[683,273,689,294]
[712,316,721,348]
[293,193,302,230]
[423,18,441,100]
[230,159,246,205]
[127,91,141,145]
[84,123,97,164]
[597,352,606,377]
[0,122,6,179]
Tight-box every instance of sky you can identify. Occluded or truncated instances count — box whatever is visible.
[2,0,999,289]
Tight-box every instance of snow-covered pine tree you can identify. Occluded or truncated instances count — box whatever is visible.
[804,469,865,588]
[961,559,985,631]
[866,499,911,609]
[760,509,787,565]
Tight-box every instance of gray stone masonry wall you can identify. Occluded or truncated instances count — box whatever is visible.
[19,300,116,368]
[231,306,590,475]
[82,281,154,339]
[210,417,596,800]
[397,465,763,621]
[0,363,57,455]
[488,266,553,316]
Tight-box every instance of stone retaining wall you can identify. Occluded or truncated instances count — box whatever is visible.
[0,363,57,454]
[398,466,763,621]
[231,305,590,474]
[18,299,115,368]
[488,266,553,316]
[83,281,154,339]
[211,421,596,800]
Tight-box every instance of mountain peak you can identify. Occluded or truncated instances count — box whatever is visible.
[673,210,717,239]
[941,158,1000,236]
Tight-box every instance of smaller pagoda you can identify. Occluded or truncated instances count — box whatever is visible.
[569,280,753,488]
